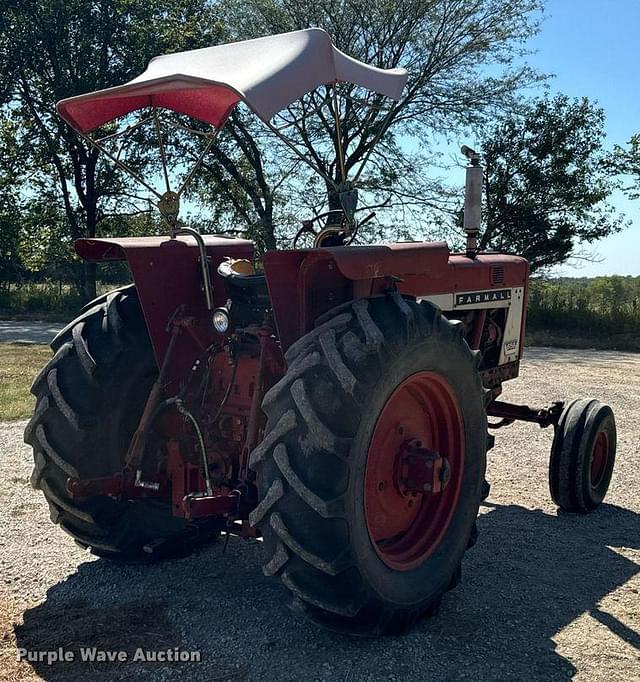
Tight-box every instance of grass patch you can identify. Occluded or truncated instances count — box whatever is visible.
[0,283,83,321]
[0,343,51,421]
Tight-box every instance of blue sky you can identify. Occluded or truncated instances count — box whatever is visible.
[531,0,640,276]
[516,0,640,276]
[441,0,640,276]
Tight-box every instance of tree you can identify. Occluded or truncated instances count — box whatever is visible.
[479,96,625,271]
[194,0,545,247]
[609,133,640,200]
[191,109,283,252]
[0,0,223,299]
[0,117,26,283]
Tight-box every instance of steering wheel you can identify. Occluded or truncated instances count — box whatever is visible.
[292,210,348,249]
[292,208,377,249]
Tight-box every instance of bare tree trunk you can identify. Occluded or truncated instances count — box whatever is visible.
[76,150,99,302]
[82,261,97,301]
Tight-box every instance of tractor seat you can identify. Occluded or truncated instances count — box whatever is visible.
[217,258,268,297]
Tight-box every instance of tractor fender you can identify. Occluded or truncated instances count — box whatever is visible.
[73,236,254,380]
[321,241,450,279]
[74,235,254,262]
[262,242,450,352]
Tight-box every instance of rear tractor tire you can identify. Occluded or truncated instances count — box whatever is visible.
[24,286,201,562]
[249,295,488,635]
[549,399,616,513]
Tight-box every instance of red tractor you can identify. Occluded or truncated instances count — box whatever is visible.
[26,29,617,635]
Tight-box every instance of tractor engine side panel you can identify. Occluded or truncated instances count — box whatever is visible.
[404,254,530,369]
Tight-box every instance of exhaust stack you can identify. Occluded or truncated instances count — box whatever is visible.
[461,145,482,259]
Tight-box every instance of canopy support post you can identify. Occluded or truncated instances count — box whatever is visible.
[154,109,171,194]
[331,85,347,183]
[351,103,397,185]
[262,118,337,191]
[78,131,162,199]
[177,126,222,197]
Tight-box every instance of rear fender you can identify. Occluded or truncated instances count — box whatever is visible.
[263,242,450,352]
[74,235,254,387]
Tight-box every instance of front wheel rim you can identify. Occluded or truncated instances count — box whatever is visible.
[364,371,465,571]
[590,430,610,488]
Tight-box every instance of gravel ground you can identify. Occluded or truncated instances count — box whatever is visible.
[1,346,639,681]
[0,321,62,345]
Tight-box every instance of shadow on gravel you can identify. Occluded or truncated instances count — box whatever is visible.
[14,503,640,681]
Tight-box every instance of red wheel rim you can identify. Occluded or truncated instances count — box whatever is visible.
[590,430,609,488]
[364,371,465,571]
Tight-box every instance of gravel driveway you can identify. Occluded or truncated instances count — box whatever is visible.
[0,321,62,345]
[1,347,639,681]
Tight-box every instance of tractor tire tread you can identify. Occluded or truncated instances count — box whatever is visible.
[251,294,485,635]
[25,288,197,562]
[549,398,616,513]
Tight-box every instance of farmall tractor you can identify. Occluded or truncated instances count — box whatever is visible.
[25,29,617,635]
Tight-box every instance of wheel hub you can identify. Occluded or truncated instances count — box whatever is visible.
[395,439,450,495]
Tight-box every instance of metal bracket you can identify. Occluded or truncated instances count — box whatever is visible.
[487,400,565,429]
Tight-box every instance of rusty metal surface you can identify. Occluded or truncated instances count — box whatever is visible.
[481,360,520,388]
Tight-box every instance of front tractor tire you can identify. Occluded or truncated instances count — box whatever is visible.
[24,286,194,562]
[250,296,488,635]
[549,399,617,513]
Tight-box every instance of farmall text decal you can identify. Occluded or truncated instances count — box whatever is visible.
[455,289,511,307]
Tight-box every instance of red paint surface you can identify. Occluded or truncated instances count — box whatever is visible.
[74,235,529,525]
[364,371,465,570]
[58,83,240,133]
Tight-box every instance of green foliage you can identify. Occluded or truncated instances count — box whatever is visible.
[609,133,640,199]
[0,0,223,298]
[0,282,84,318]
[199,0,546,244]
[0,1,626,292]
[528,276,640,342]
[0,342,52,421]
[480,96,626,271]
[0,117,25,281]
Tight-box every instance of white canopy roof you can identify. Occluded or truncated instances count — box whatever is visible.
[57,28,408,133]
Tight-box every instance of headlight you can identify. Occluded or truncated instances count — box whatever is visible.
[212,308,230,334]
